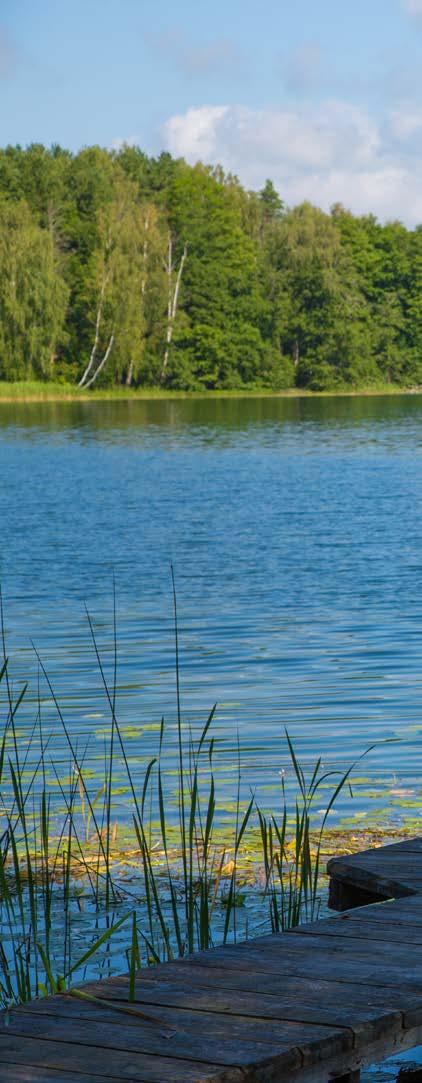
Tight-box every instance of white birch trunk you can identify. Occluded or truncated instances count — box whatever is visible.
[84,332,115,389]
[160,239,187,382]
[79,231,112,388]
[161,234,173,380]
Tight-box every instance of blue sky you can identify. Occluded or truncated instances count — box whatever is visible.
[2,0,422,221]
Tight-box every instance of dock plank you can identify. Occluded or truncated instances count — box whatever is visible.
[293,914,422,944]
[20,988,404,1052]
[0,1070,145,1083]
[82,966,422,1037]
[0,1003,333,1069]
[0,1033,242,1083]
[4,837,422,1081]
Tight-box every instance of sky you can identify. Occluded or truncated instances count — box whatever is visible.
[3,0,422,222]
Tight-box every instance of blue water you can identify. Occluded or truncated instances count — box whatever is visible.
[1,393,422,826]
[3,393,422,1079]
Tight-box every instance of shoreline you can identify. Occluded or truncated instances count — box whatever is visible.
[10,823,419,891]
[0,381,420,404]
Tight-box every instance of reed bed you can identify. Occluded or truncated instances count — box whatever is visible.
[0,586,362,1009]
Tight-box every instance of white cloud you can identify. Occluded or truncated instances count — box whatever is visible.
[390,107,422,139]
[402,0,422,15]
[165,102,379,171]
[165,107,228,161]
[162,101,422,224]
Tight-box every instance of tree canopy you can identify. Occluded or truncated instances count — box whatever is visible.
[0,143,420,391]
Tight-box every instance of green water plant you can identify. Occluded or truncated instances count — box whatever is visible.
[258,732,374,930]
[0,585,367,1006]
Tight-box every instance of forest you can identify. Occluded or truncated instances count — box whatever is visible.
[0,142,421,391]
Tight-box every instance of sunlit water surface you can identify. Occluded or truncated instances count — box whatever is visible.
[2,395,422,818]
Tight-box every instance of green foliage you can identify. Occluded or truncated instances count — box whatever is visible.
[0,197,68,380]
[0,599,358,1004]
[162,163,270,389]
[0,144,422,389]
[259,178,284,223]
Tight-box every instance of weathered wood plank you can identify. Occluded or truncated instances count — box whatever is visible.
[85,948,422,990]
[330,871,413,899]
[260,928,419,954]
[331,851,422,868]
[0,1007,312,1072]
[81,963,422,1010]
[327,848,422,898]
[0,1033,242,1083]
[81,965,422,1033]
[178,936,422,992]
[0,1069,136,1083]
[379,839,422,853]
[339,898,422,924]
[328,850,422,865]
[20,988,404,1051]
[293,1024,422,1083]
[328,859,422,885]
[185,929,422,965]
[292,914,422,945]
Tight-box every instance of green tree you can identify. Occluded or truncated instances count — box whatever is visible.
[270,203,374,389]
[333,206,417,386]
[0,198,68,379]
[162,163,277,388]
[0,143,421,393]
[77,174,168,388]
[259,179,284,223]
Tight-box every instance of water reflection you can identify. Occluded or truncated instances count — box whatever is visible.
[1,392,422,447]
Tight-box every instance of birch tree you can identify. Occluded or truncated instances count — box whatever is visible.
[78,175,139,389]
[111,201,166,387]
[125,209,150,386]
[78,225,114,387]
[160,235,187,383]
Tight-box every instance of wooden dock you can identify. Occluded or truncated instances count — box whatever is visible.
[1,838,422,1081]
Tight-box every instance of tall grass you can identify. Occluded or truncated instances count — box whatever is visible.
[0,380,409,403]
[0,593,361,1008]
[258,731,372,930]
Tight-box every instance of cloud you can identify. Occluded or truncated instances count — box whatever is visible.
[164,106,228,161]
[162,101,422,224]
[402,0,422,15]
[390,107,422,140]
[145,29,243,78]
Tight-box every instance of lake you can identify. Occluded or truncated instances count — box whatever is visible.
[1,392,422,830]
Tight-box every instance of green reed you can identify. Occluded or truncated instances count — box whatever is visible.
[0,590,362,1007]
[258,731,373,930]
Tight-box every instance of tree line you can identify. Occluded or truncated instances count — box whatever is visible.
[0,142,421,391]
